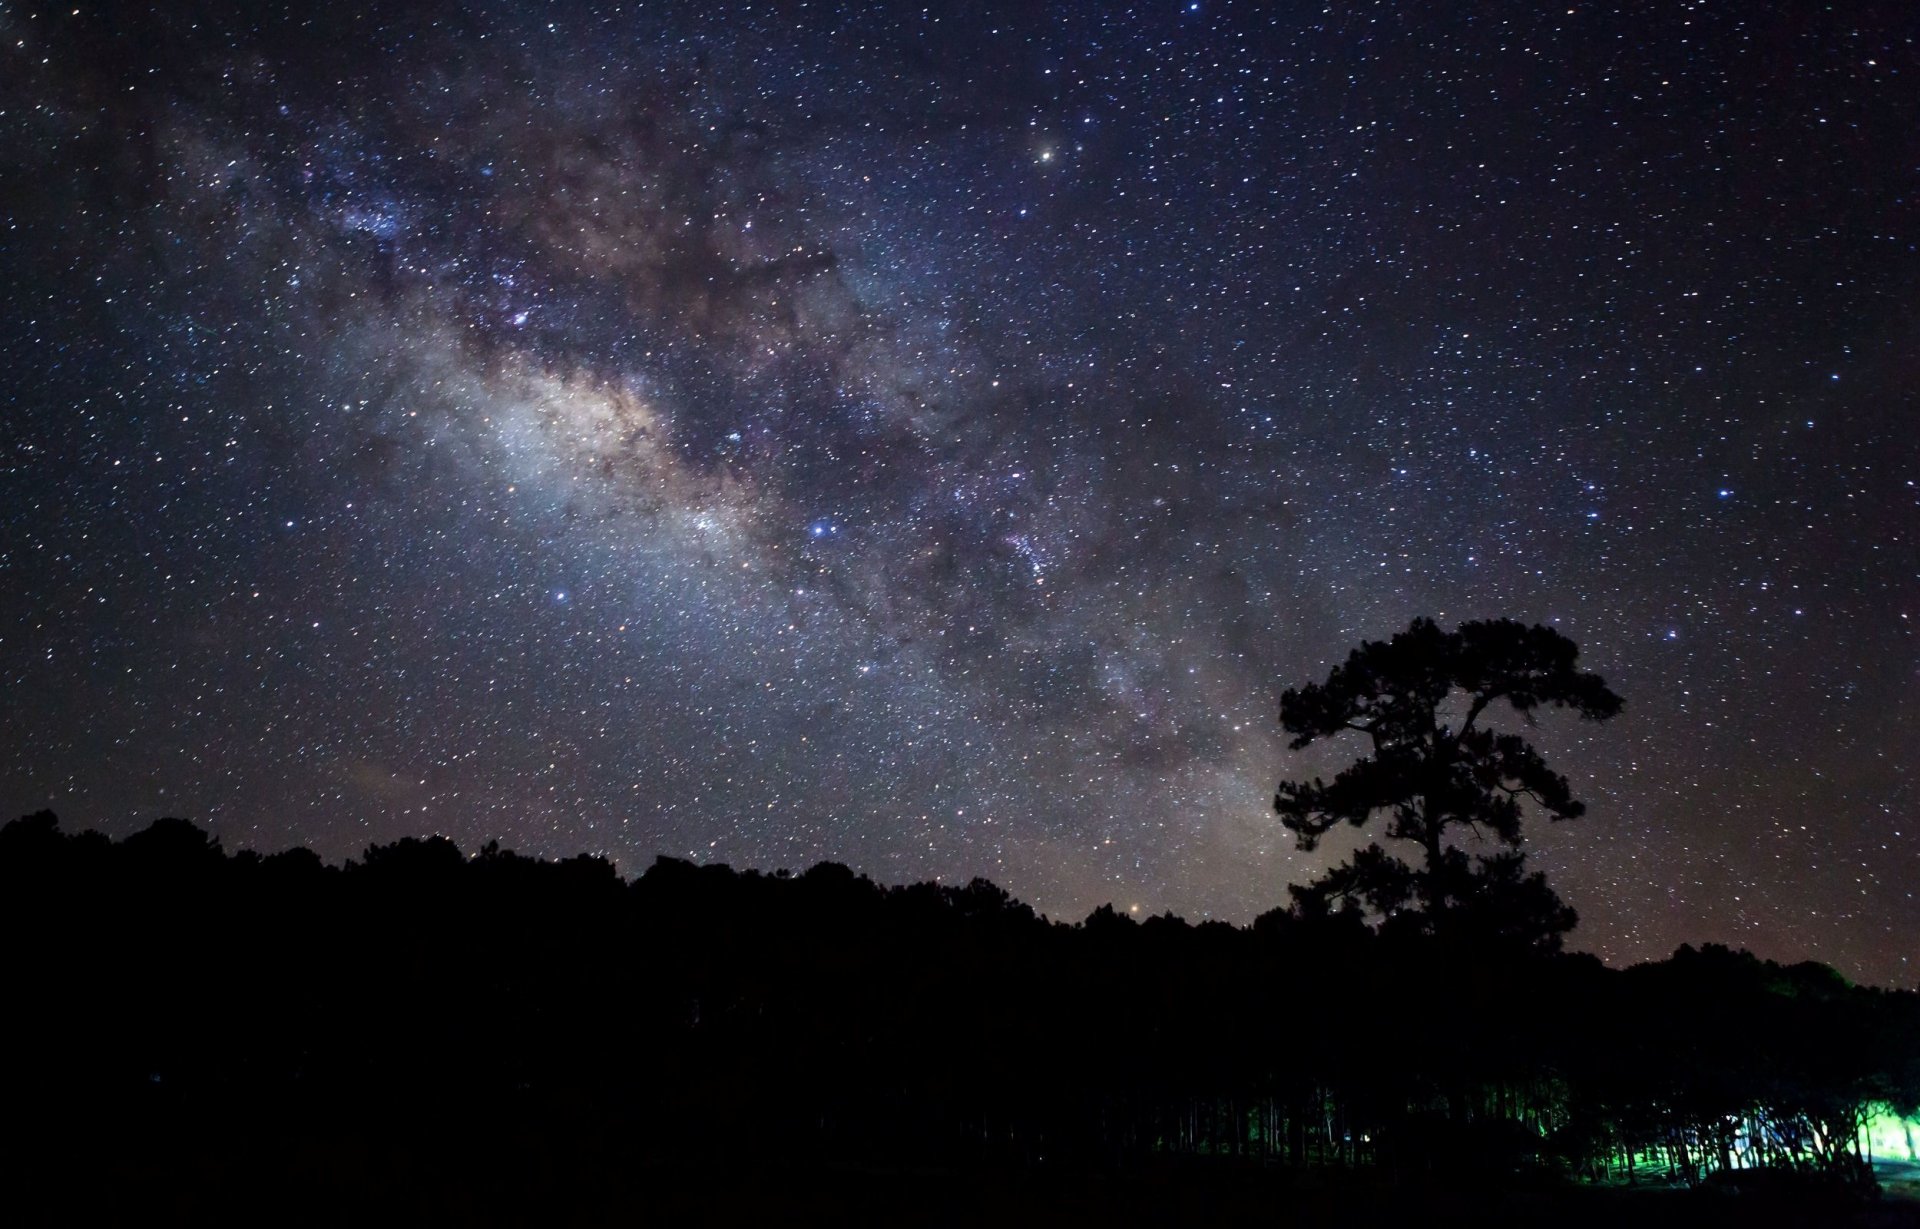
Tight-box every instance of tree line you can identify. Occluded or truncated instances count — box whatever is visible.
[3,809,1915,1205]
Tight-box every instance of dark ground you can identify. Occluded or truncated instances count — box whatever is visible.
[13,1147,1920,1228]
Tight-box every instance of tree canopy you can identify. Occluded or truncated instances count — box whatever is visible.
[1275,617,1622,946]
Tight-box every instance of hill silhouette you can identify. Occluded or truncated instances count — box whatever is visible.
[3,811,1918,1226]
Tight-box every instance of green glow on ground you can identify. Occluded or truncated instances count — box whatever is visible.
[1587,1106,1920,1184]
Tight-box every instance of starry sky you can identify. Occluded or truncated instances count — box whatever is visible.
[1,1,1915,983]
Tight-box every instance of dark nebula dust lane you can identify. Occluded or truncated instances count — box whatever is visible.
[1,2,1915,982]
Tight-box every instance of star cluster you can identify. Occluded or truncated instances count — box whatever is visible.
[1,1,1915,982]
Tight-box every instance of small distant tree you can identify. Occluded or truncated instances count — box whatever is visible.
[1275,617,1622,947]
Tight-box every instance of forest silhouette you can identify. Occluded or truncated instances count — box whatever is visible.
[4,808,1919,1224]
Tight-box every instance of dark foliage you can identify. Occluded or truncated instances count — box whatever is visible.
[2,811,1917,1223]
[1277,618,1622,949]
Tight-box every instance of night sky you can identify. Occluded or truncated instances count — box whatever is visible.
[2,1,1915,983]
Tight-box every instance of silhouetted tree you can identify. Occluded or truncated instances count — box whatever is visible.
[1275,618,1621,947]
